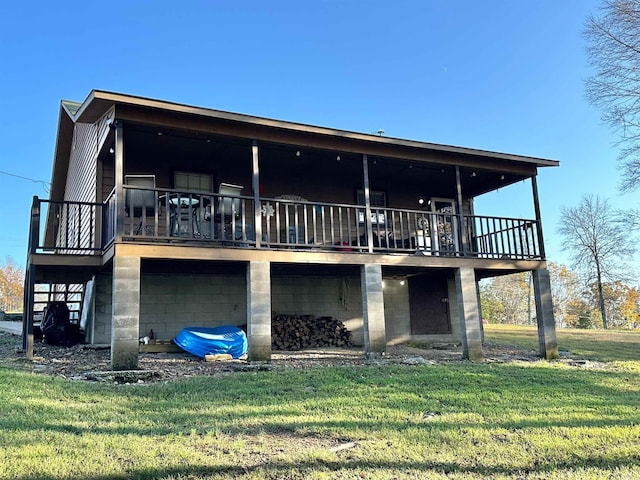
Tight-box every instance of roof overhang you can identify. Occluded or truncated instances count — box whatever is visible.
[47,89,559,207]
[69,89,559,169]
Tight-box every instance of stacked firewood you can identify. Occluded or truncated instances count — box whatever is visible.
[271,314,353,350]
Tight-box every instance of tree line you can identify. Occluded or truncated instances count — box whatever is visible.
[0,258,23,313]
[480,263,640,329]
[487,0,640,330]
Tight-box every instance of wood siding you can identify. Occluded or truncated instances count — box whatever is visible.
[61,122,98,250]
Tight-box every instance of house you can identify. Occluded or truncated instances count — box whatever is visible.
[22,90,559,370]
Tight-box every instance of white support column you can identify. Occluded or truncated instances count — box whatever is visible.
[247,260,271,362]
[455,267,483,361]
[111,253,141,370]
[114,120,125,243]
[533,268,559,359]
[251,140,262,248]
[361,264,386,357]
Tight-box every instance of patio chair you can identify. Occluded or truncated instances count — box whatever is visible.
[124,175,156,234]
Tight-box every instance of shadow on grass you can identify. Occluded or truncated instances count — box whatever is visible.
[10,453,640,480]
[1,362,638,439]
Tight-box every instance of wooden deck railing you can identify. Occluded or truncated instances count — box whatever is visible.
[28,197,103,254]
[28,190,543,259]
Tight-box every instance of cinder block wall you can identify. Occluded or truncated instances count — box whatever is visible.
[92,273,247,343]
[270,276,414,346]
[271,276,365,345]
[139,274,247,341]
[91,271,421,347]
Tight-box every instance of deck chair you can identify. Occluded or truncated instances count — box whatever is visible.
[125,175,156,234]
[215,183,243,240]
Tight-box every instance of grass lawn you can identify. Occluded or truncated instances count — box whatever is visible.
[1,327,639,479]
[484,323,640,363]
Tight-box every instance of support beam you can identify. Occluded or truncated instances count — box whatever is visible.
[114,121,125,242]
[361,264,386,357]
[110,254,140,370]
[455,267,483,361]
[455,166,466,255]
[533,268,559,360]
[362,154,374,253]
[251,140,262,248]
[22,264,35,358]
[247,260,271,361]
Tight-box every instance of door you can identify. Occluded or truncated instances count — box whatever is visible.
[431,198,458,254]
[409,274,451,335]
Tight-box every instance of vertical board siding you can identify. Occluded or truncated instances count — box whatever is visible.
[60,121,98,251]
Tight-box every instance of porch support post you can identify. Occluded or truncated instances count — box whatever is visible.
[455,166,466,255]
[247,260,271,362]
[114,121,125,243]
[476,281,485,343]
[531,175,546,259]
[251,140,262,248]
[455,267,483,361]
[362,154,374,253]
[22,264,35,358]
[361,264,386,357]
[532,268,559,359]
[22,195,40,356]
[110,253,140,370]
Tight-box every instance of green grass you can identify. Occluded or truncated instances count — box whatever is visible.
[484,323,640,363]
[1,328,639,479]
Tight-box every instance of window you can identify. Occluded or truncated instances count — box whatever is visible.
[356,189,386,208]
[174,171,213,192]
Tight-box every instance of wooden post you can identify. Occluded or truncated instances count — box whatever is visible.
[114,121,125,243]
[455,166,466,256]
[22,264,35,358]
[362,154,374,253]
[252,140,262,248]
[531,175,546,259]
[22,196,40,356]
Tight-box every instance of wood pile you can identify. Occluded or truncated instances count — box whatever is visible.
[271,314,353,350]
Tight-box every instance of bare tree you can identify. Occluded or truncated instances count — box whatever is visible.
[558,194,634,328]
[585,0,640,191]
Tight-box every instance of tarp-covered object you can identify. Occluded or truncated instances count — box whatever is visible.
[174,326,248,359]
[41,301,81,346]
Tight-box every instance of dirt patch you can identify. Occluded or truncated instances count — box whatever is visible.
[0,331,545,384]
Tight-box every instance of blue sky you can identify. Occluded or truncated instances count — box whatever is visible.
[1,0,638,274]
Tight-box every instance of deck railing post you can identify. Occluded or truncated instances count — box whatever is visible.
[362,154,374,253]
[114,120,125,243]
[29,196,40,253]
[252,140,262,248]
[455,166,467,256]
[531,175,546,259]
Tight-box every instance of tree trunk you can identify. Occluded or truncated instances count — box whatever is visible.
[596,262,608,329]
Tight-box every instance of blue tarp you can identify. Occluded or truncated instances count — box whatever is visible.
[174,326,248,359]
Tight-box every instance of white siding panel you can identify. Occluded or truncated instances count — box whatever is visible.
[58,122,98,251]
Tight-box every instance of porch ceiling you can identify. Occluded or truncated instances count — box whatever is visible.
[122,121,531,199]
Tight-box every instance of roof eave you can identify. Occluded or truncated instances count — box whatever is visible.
[73,90,559,169]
